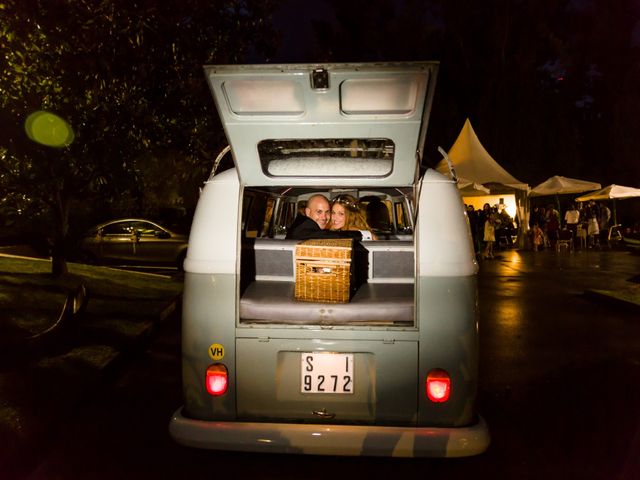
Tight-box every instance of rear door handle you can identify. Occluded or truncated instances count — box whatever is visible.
[312,408,335,419]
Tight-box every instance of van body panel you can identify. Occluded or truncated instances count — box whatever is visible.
[181,272,237,420]
[235,338,418,424]
[416,275,479,426]
[184,168,240,274]
[418,170,479,277]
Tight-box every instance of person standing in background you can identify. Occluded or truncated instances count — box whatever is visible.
[482,206,500,259]
[564,203,581,245]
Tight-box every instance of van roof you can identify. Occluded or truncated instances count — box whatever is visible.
[204,62,439,187]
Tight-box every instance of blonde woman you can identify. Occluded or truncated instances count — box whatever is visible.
[329,194,377,240]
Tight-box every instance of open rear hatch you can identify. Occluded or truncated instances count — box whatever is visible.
[204,62,439,188]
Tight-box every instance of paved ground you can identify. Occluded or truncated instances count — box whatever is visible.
[0,246,638,478]
[479,246,640,311]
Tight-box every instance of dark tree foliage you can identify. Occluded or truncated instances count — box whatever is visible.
[0,0,280,275]
[309,0,640,187]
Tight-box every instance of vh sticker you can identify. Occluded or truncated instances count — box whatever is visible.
[208,343,225,360]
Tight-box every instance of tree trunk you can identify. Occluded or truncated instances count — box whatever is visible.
[51,248,68,277]
[50,183,70,277]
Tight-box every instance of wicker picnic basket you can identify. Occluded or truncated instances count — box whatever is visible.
[294,238,354,303]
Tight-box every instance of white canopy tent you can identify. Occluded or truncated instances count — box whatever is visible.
[435,119,530,243]
[436,119,529,191]
[529,175,602,223]
[575,184,640,202]
[457,177,490,196]
[529,175,601,197]
[575,184,640,225]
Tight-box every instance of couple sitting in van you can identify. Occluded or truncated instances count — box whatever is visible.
[286,194,377,240]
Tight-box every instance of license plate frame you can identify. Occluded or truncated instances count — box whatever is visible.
[300,353,354,394]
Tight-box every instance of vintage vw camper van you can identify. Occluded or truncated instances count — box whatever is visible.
[169,62,490,457]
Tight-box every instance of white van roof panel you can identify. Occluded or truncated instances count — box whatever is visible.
[204,62,439,187]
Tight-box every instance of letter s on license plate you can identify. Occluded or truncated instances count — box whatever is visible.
[301,353,354,394]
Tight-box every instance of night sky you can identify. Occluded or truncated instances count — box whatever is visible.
[2,0,639,230]
[267,0,640,192]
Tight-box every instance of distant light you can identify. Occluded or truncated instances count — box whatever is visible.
[25,110,75,147]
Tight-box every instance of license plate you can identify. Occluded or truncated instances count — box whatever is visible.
[301,353,354,394]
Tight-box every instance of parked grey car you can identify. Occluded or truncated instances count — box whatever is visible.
[79,218,188,268]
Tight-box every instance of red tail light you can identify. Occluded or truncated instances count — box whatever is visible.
[205,364,228,396]
[426,369,451,403]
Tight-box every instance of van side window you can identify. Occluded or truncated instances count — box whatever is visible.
[261,198,275,237]
[395,201,411,233]
[242,191,269,238]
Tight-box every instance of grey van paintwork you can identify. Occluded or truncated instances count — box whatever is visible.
[170,63,489,457]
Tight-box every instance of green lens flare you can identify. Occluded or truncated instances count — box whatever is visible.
[25,111,75,147]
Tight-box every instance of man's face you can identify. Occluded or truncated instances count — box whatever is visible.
[305,196,330,229]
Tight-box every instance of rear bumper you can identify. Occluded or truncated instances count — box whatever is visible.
[169,408,490,458]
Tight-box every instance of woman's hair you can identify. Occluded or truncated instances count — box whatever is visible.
[329,194,371,231]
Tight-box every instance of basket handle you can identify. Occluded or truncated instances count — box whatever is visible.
[308,266,335,275]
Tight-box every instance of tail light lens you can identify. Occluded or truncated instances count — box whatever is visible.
[426,369,451,403]
[205,364,228,396]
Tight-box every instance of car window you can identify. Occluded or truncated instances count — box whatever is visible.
[101,221,160,237]
[102,222,135,235]
[130,221,160,237]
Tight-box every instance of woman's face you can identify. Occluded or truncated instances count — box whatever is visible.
[331,203,347,230]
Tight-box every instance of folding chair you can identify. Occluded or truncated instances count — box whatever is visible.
[556,229,573,252]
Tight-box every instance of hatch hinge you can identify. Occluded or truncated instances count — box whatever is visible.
[258,337,270,343]
[383,339,395,344]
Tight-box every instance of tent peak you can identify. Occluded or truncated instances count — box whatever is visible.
[435,119,528,191]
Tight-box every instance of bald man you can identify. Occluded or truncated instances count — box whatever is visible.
[286,194,362,240]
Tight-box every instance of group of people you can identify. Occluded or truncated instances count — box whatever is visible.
[286,194,377,241]
[530,200,611,250]
[466,203,516,259]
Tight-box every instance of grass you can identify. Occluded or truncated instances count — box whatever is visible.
[0,255,183,338]
[589,286,640,309]
[0,255,184,469]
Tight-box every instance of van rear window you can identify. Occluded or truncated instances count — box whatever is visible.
[258,139,394,177]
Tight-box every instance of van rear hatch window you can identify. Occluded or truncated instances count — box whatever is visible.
[258,138,394,177]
